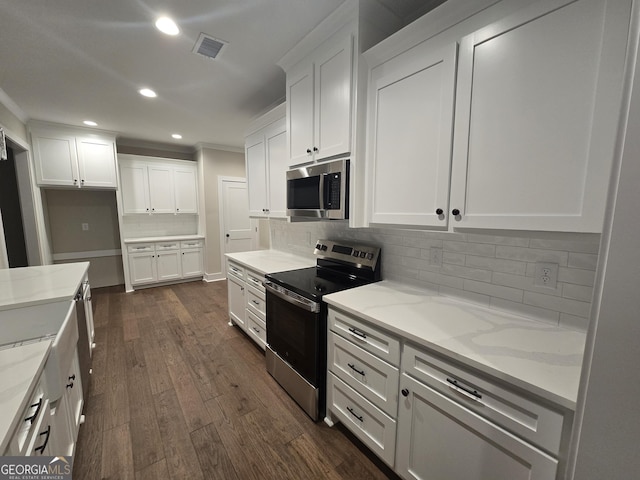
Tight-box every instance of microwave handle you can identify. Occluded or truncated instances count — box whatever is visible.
[318,173,326,211]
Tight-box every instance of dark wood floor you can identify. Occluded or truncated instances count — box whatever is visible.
[73,280,396,479]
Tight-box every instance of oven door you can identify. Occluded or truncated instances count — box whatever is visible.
[265,282,322,386]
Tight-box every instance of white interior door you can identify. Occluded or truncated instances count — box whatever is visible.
[220,177,256,258]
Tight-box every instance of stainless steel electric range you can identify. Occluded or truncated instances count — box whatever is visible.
[264,239,381,421]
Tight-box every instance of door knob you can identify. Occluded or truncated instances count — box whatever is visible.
[226,234,230,238]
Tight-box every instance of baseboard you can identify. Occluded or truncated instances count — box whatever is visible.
[204,271,226,282]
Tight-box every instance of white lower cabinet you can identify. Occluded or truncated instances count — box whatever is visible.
[127,239,204,288]
[326,306,567,480]
[181,240,204,278]
[226,260,267,350]
[396,373,557,480]
[156,243,182,282]
[227,273,246,332]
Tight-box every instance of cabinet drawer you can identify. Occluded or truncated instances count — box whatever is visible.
[246,271,265,293]
[329,308,400,367]
[328,332,399,418]
[8,381,47,455]
[156,242,180,251]
[246,289,266,319]
[328,373,396,467]
[227,262,245,281]
[402,343,564,454]
[180,240,203,249]
[127,243,154,253]
[247,310,266,349]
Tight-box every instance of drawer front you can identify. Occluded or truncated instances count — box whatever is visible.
[247,310,266,349]
[180,239,203,249]
[227,261,245,281]
[403,343,564,454]
[127,243,154,253]
[329,308,400,367]
[156,242,180,251]
[246,289,266,318]
[9,381,47,455]
[328,373,396,467]
[329,332,399,417]
[245,270,265,293]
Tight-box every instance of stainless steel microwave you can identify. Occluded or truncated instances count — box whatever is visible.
[286,158,349,219]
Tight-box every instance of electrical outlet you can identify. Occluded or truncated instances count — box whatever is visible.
[430,247,443,266]
[534,262,558,288]
[81,223,89,231]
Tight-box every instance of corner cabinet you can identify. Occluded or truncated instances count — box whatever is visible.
[30,125,117,189]
[365,0,632,233]
[119,155,199,215]
[245,110,288,218]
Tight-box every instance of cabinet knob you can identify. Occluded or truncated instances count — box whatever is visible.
[66,382,74,389]
[81,179,85,183]
[146,208,149,211]
[73,179,78,184]
[152,208,155,211]
[313,147,318,152]
[68,374,76,381]
[226,234,230,238]
[401,388,409,397]
[176,208,180,212]
[435,208,443,215]
[306,148,312,154]
[452,208,460,216]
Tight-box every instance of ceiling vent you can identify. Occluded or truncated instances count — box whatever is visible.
[192,33,227,60]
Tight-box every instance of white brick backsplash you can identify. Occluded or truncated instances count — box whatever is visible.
[558,267,596,286]
[562,283,594,302]
[496,245,569,265]
[568,252,598,270]
[443,241,496,256]
[463,279,524,302]
[441,264,492,282]
[465,255,527,275]
[269,221,600,331]
[524,291,591,317]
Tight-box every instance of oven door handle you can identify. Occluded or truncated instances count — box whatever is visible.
[264,281,320,313]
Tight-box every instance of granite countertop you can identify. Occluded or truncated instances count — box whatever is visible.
[324,280,586,410]
[0,263,89,312]
[225,249,316,276]
[123,235,205,244]
[0,340,52,454]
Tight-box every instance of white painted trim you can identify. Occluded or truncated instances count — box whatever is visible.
[52,249,123,261]
[195,143,243,154]
[0,87,29,124]
[204,272,226,282]
[244,103,286,136]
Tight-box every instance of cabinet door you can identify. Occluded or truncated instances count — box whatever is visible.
[32,133,79,187]
[148,165,175,213]
[314,34,353,161]
[370,43,457,227]
[181,248,203,277]
[173,165,198,214]
[227,276,246,330]
[246,131,268,217]
[396,374,557,480]
[65,350,83,441]
[120,162,150,214]
[287,63,315,166]
[450,0,631,232]
[76,136,117,188]
[156,250,181,281]
[129,252,157,285]
[265,119,288,218]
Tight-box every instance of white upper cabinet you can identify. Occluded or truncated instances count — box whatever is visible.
[31,125,117,189]
[245,106,288,218]
[287,34,353,166]
[449,0,630,232]
[369,43,457,228]
[118,155,198,215]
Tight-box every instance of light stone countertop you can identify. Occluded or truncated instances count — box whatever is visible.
[225,249,316,276]
[0,263,89,312]
[324,280,586,410]
[0,340,52,454]
[123,235,205,244]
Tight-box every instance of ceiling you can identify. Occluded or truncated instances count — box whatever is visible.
[0,0,440,150]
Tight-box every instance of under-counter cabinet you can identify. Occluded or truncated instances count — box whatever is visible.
[227,261,247,332]
[245,108,288,218]
[30,125,117,189]
[364,0,632,233]
[226,260,268,349]
[180,240,205,277]
[119,155,199,215]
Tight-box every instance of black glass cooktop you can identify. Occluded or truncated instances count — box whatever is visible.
[265,266,373,301]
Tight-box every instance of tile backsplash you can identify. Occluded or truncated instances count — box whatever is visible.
[121,214,199,239]
[269,219,600,332]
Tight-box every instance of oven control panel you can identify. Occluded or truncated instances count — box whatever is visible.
[314,239,380,270]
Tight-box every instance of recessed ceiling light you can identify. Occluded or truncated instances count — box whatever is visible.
[139,88,157,98]
[83,120,98,126]
[155,17,180,36]
[172,133,183,139]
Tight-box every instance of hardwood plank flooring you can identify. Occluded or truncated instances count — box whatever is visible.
[73,280,399,480]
